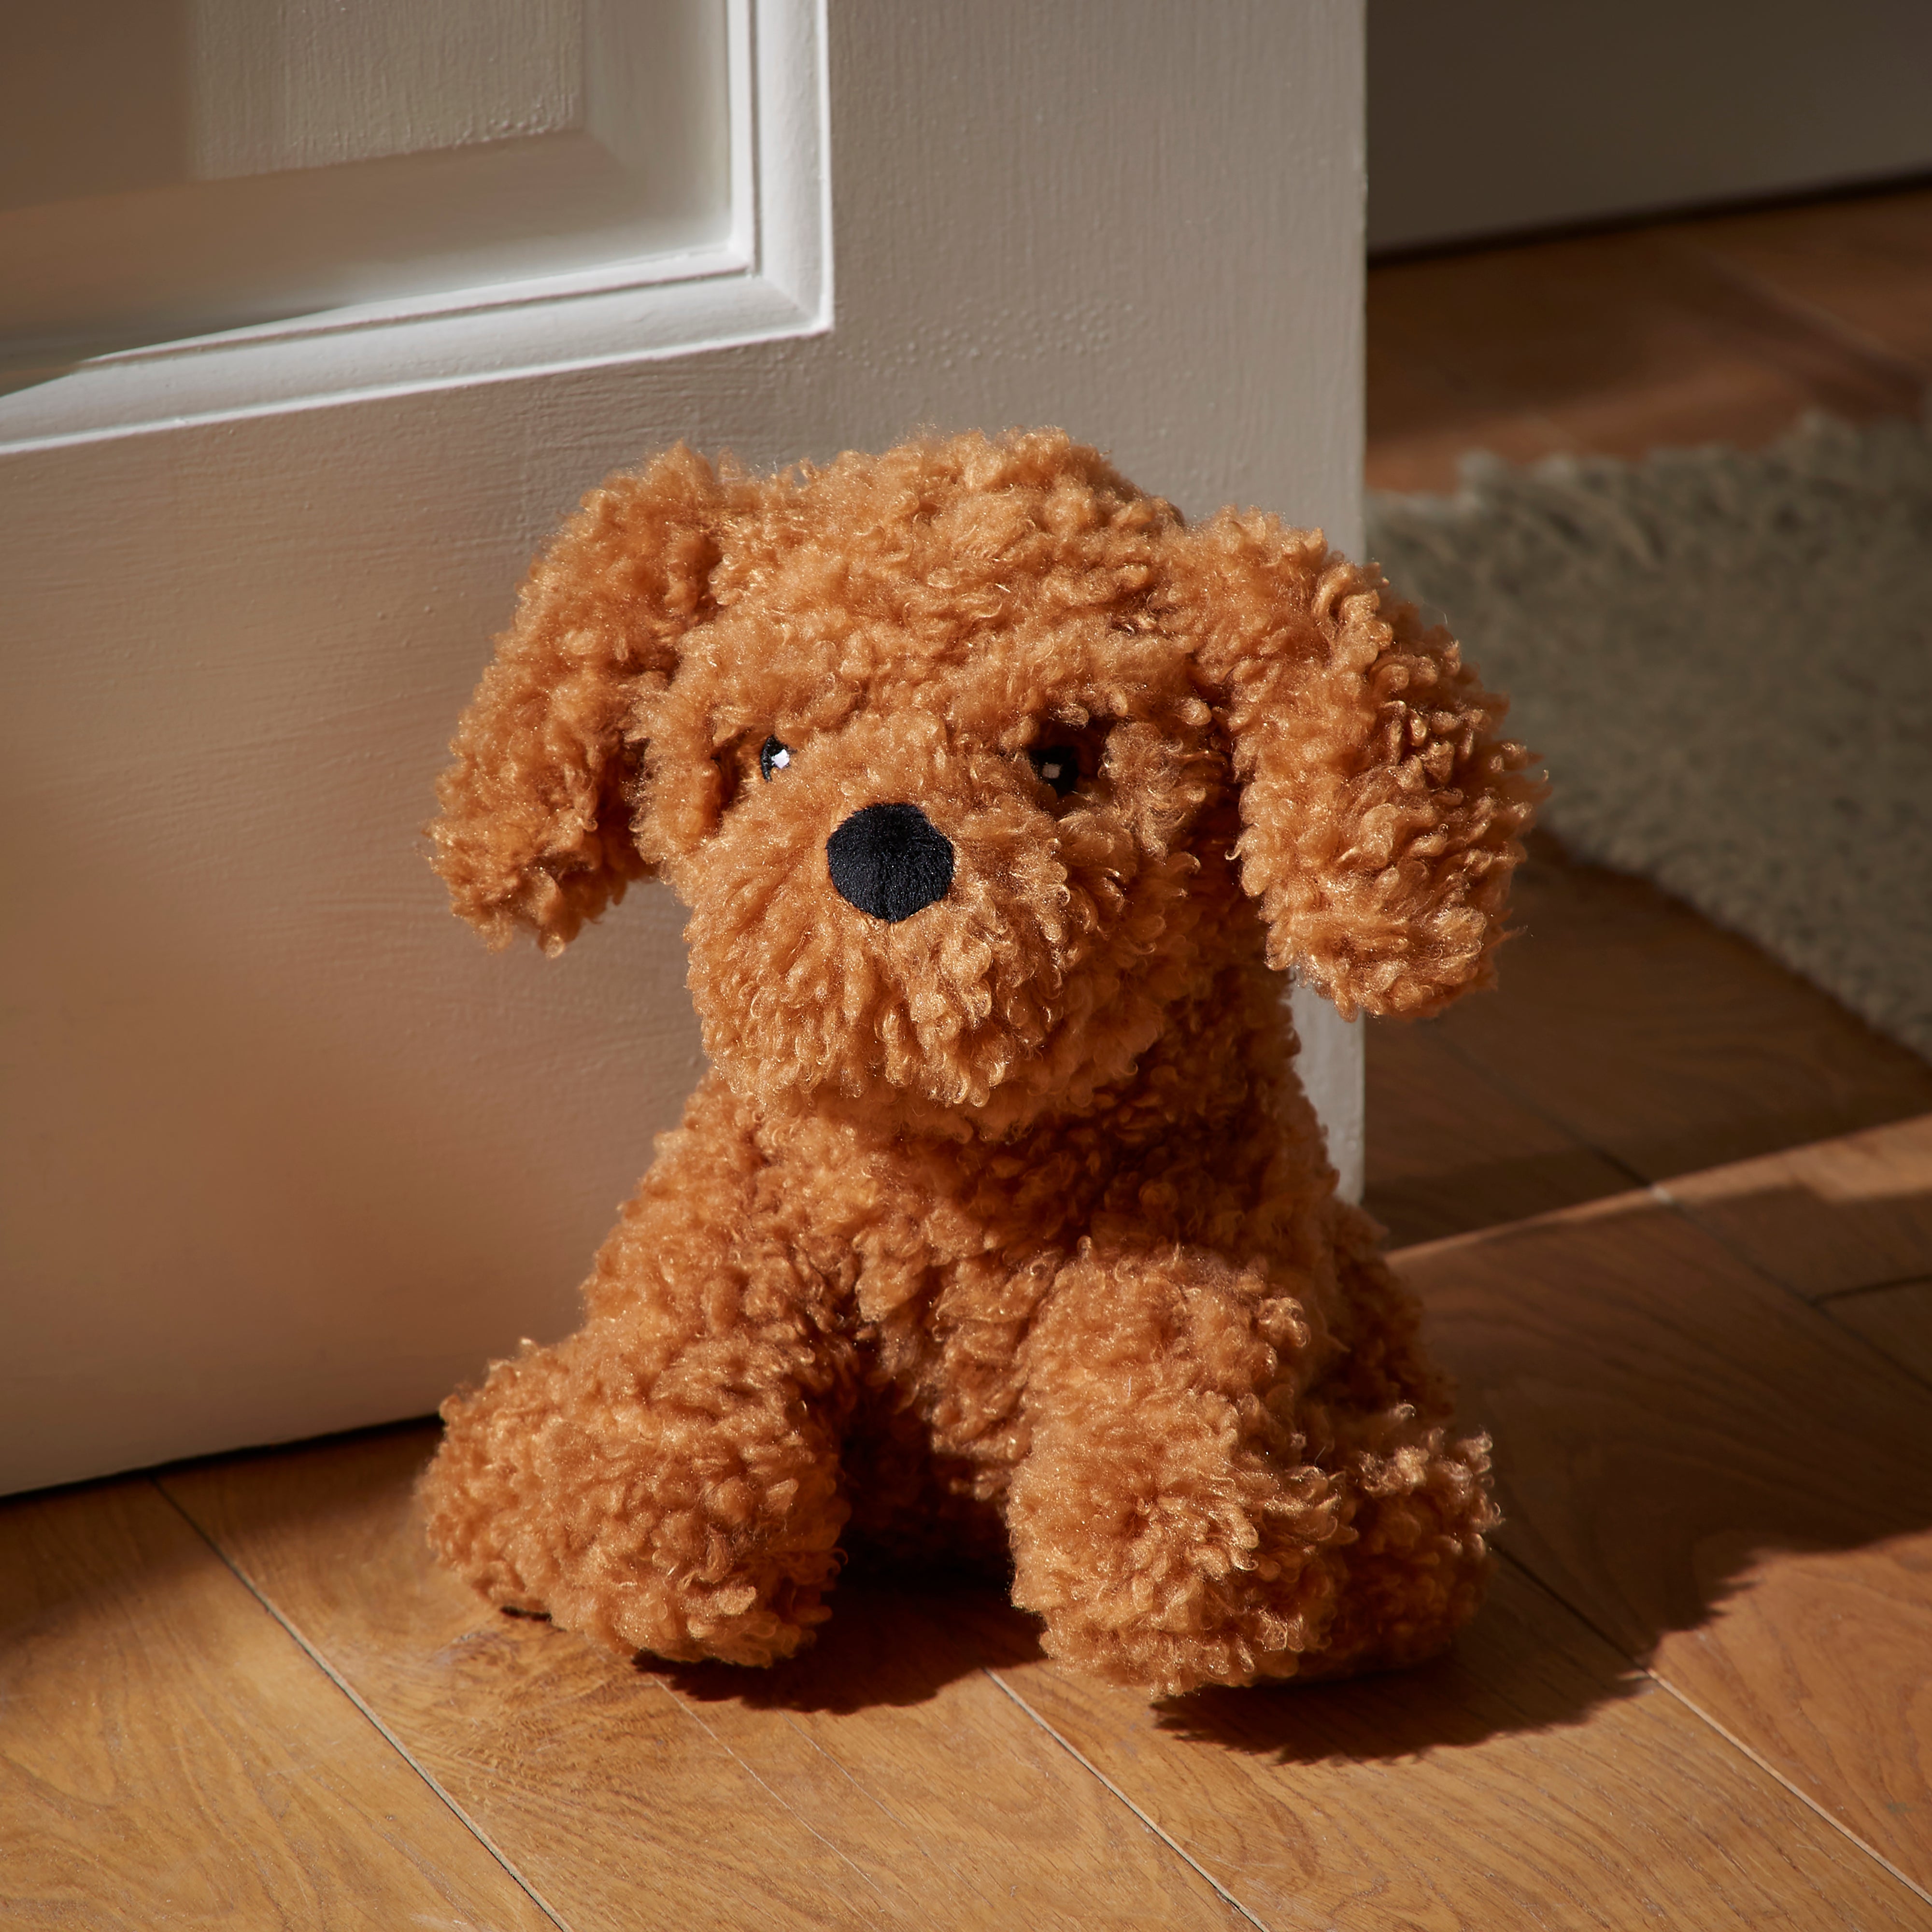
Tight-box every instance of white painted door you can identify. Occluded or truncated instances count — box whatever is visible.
[1,2,1365,1493]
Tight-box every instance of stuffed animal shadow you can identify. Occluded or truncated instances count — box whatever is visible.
[421,430,1543,1696]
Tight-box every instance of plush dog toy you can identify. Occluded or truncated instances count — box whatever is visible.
[422,429,1540,1695]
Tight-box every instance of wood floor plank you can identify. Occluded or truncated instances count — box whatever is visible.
[1400,1188,1932,1890]
[1366,182,1932,497]
[1364,1013,1636,1247]
[641,1586,1249,1932]
[1369,227,1923,467]
[1661,1112,1932,1301]
[1679,185,1932,381]
[1426,839,1932,1183]
[0,1478,554,1932]
[982,1559,1927,1931]
[1831,1280,1932,1389]
[1364,333,1579,495]
[160,1429,1250,1932]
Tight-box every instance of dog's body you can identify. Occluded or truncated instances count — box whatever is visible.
[423,432,1540,1695]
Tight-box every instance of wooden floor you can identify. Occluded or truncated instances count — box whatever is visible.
[1367,178,1932,495]
[9,186,1932,1929]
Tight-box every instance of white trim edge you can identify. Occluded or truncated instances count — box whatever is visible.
[0,0,830,458]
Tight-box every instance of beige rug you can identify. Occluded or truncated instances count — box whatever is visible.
[1367,406,1932,1063]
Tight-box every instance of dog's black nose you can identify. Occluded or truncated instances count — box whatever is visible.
[826,802,955,922]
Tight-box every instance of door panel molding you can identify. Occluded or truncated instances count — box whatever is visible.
[0,0,829,457]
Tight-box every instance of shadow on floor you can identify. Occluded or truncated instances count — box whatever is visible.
[1142,1555,1649,1765]
[645,1552,1043,1718]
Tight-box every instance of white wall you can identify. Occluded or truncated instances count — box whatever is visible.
[0,2,1365,1494]
[1370,0,1932,254]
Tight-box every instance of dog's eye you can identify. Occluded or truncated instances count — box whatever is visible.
[1028,744,1080,797]
[758,736,792,781]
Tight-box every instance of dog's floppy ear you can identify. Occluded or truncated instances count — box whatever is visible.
[431,443,742,955]
[1167,510,1543,1019]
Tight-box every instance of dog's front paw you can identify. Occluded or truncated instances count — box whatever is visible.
[421,1332,850,1668]
[1008,1438,1347,1696]
[641,1566,838,1668]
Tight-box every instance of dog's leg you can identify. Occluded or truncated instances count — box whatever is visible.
[1006,1238,1492,1695]
[1006,1242,1340,1694]
[1286,1222,1498,1682]
[421,1115,855,1667]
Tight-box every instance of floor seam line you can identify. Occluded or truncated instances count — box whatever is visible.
[1421,1027,1654,1196]
[1812,1271,1932,1304]
[151,1477,574,1932]
[1491,1545,1654,1667]
[982,1667,1270,1931]
[660,1689,902,1926]
[1645,1179,1932,1393]
[773,1710,991,1909]
[1671,232,1932,390]
[1413,1029,1928,1347]
[1806,1295,1932,1398]
[1645,1669,1932,1908]
[1491,1550,1932,1909]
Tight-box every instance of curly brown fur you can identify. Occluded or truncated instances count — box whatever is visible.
[420,430,1542,1696]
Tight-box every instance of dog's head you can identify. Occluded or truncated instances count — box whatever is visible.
[433,431,1539,1131]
